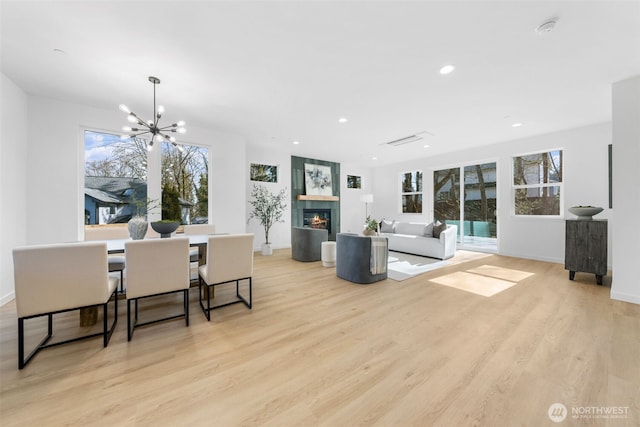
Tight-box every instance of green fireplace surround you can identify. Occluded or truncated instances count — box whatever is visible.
[291,156,340,241]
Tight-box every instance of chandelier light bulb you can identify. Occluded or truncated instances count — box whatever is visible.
[176,145,184,153]
[122,126,132,132]
[177,127,186,134]
[177,120,185,127]
[147,142,154,152]
[127,113,137,123]
[153,133,164,143]
[119,104,130,113]
[157,105,165,114]
[169,136,176,142]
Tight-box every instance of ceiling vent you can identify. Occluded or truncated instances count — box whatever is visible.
[381,131,433,147]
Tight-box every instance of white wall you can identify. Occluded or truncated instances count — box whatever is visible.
[340,161,373,234]
[24,96,247,246]
[0,73,28,305]
[245,144,291,250]
[372,123,613,264]
[611,75,640,304]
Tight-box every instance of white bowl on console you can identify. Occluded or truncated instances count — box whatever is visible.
[568,206,603,220]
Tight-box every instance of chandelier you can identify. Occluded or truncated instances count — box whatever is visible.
[119,76,186,152]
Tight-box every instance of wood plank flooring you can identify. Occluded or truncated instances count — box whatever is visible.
[1,249,638,426]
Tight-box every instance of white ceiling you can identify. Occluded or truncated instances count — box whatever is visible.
[2,1,639,166]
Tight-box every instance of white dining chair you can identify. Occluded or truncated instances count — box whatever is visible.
[184,223,216,264]
[84,225,130,293]
[198,233,254,321]
[13,242,118,369]
[124,237,191,340]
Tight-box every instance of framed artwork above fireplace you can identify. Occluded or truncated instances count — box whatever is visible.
[304,163,333,196]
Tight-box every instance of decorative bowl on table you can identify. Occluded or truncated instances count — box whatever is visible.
[150,221,180,238]
[568,206,603,220]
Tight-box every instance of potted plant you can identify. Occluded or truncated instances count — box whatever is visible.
[248,184,287,255]
[363,215,379,236]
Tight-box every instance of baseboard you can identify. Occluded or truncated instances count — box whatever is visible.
[0,291,15,307]
[610,290,640,305]
[497,250,563,265]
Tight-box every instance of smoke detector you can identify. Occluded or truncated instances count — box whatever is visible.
[535,18,558,34]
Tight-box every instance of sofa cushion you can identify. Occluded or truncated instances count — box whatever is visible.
[423,222,434,237]
[380,219,396,233]
[394,222,429,236]
[433,221,447,238]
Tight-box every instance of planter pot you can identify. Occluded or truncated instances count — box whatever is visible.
[151,221,180,238]
[362,228,378,236]
[261,243,273,256]
[128,216,148,240]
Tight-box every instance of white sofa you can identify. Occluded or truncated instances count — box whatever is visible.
[379,220,457,260]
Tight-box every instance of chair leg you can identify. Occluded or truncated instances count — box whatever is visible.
[184,289,190,327]
[198,277,211,321]
[103,289,118,347]
[127,298,135,341]
[18,314,53,369]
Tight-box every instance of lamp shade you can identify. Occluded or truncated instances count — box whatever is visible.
[360,194,374,203]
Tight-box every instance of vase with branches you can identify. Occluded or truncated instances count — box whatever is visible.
[248,184,287,255]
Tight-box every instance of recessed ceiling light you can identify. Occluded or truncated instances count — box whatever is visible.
[439,65,455,75]
[52,48,66,54]
[372,157,378,160]
[512,123,522,128]
[338,117,348,123]
[292,140,300,145]
[423,145,430,148]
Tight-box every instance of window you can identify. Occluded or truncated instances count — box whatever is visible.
[161,141,209,224]
[401,170,422,213]
[84,131,148,224]
[512,149,563,216]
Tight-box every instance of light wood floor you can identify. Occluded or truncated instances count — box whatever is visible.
[1,249,638,426]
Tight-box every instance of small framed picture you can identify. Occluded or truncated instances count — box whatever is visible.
[250,163,278,183]
[347,175,362,189]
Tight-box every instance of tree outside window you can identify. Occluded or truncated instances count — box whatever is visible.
[161,142,209,224]
[84,131,148,224]
[84,130,209,226]
[513,150,563,216]
[401,170,423,213]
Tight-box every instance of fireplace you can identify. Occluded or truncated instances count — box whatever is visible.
[303,209,332,236]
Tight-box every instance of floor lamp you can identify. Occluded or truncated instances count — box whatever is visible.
[360,194,374,221]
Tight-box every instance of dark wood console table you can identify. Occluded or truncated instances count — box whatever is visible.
[565,219,607,285]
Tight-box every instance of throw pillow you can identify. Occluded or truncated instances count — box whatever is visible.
[433,221,447,238]
[423,222,434,237]
[380,219,395,233]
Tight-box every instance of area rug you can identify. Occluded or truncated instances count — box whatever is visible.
[386,250,490,281]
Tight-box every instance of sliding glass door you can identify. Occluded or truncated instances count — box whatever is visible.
[434,162,497,251]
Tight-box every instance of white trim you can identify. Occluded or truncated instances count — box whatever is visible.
[0,291,15,306]
[610,290,640,305]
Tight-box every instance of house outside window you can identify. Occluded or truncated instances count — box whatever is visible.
[401,170,423,213]
[512,149,563,216]
[84,130,210,226]
[84,130,148,224]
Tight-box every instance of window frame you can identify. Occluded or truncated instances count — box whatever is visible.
[511,148,564,218]
[81,127,213,232]
[399,170,423,214]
